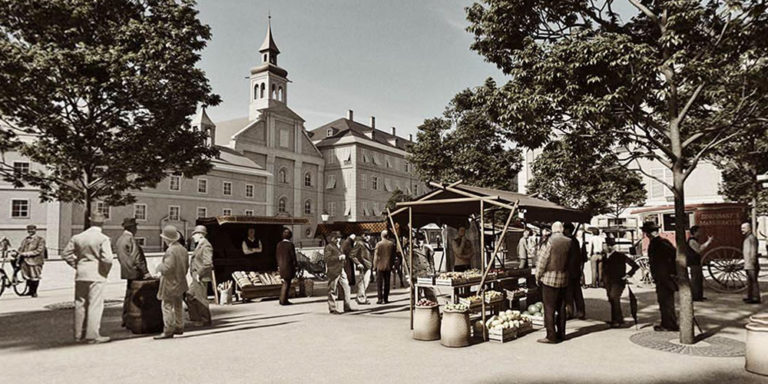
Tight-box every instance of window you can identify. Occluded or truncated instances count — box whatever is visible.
[13,162,29,178]
[135,237,146,247]
[169,175,180,191]
[371,176,379,190]
[372,153,381,166]
[223,181,232,196]
[327,129,334,137]
[279,129,289,148]
[196,207,207,218]
[414,184,419,195]
[384,178,392,192]
[362,201,368,217]
[362,151,369,163]
[271,84,276,98]
[305,228,312,238]
[304,200,312,215]
[260,83,265,98]
[328,202,336,216]
[96,201,110,220]
[405,162,410,172]
[223,208,232,216]
[253,83,259,100]
[244,209,254,216]
[345,206,352,216]
[361,174,367,190]
[326,175,336,189]
[245,184,254,198]
[278,197,287,213]
[326,149,337,164]
[385,157,391,168]
[197,178,207,194]
[278,168,288,184]
[168,206,180,221]
[372,202,379,216]
[278,87,284,101]
[11,199,29,218]
[304,172,312,187]
[134,204,147,221]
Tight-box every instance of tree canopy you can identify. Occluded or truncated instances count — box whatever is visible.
[0,0,220,226]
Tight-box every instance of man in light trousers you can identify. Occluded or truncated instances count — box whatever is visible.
[61,213,113,344]
[155,225,189,339]
[188,225,213,326]
[325,231,353,314]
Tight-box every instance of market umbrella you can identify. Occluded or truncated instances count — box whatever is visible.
[627,284,638,329]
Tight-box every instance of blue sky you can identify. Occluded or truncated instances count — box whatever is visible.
[195,0,502,139]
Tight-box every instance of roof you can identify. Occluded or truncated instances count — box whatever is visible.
[197,215,308,226]
[314,221,388,238]
[259,19,280,54]
[213,145,265,170]
[630,202,747,215]
[192,107,215,128]
[389,182,591,228]
[309,118,412,151]
[250,63,288,78]
[214,103,306,146]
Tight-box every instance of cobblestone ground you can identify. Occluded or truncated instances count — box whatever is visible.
[1,260,766,384]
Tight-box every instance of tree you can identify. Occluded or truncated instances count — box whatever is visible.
[465,0,768,344]
[409,79,522,190]
[528,139,647,217]
[386,188,414,212]
[0,0,220,228]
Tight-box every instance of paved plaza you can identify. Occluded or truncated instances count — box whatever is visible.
[1,260,766,384]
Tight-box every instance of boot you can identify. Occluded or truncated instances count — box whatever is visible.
[28,280,39,297]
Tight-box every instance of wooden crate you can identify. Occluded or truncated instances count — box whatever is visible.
[488,324,534,343]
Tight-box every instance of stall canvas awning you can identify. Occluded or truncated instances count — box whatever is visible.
[197,215,310,226]
[314,221,388,238]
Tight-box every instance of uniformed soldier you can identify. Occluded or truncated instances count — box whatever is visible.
[18,224,46,297]
[643,222,679,332]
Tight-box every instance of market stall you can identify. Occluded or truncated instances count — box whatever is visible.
[196,215,309,303]
[387,181,590,343]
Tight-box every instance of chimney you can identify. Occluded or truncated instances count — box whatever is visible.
[346,110,354,121]
[409,134,413,142]
[391,127,396,136]
[369,116,375,128]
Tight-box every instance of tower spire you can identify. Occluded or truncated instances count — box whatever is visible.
[260,13,280,56]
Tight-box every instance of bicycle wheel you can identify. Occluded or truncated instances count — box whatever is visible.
[12,268,27,296]
[631,256,654,287]
[0,270,7,297]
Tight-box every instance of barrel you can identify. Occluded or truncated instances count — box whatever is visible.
[125,279,163,334]
[746,314,768,376]
[440,310,470,347]
[413,305,440,341]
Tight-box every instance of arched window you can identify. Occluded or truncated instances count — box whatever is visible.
[278,197,287,213]
[271,84,276,99]
[278,87,283,101]
[263,54,267,63]
[278,168,288,184]
[260,83,265,98]
[304,172,312,187]
[304,200,312,215]
[253,83,259,100]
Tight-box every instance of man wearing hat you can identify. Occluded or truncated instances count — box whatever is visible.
[61,213,114,343]
[18,224,46,297]
[275,227,297,306]
[188,225,213,325]
[643,222,679,331]
[155,225,189,339]
[602,237,639,327]
[325,231,353,314]
[116,217,150,327]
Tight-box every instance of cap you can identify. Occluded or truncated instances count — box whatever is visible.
[192,225,207,236]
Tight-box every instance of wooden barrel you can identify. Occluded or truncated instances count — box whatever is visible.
[440,310,470,347]
[125,279,163,334]
[413,305,440,341]
[746,314,768,376]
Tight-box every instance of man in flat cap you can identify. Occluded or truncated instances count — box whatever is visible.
[18,224,46,297]
[61,213,113,343]
[116,217,150,327]
[188,225,213,325]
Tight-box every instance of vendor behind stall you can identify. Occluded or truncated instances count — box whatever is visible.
[451,227,473,272]
[242,227,263,256]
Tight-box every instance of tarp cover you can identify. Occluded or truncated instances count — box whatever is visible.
[314,221,388,238]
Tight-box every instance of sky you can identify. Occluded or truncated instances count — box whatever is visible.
[195,0,503,139]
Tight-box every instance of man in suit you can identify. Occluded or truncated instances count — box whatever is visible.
[154,225,189,339]
[686,225,712,301]
[374,230,396,304]
[325,231,353,314]
[188,225,213,325]
[116,217,150,327]
[564,222,586,320]
[643,222,679,331]
[275,227,297,306]
[536,221,572,344]
[350,232,373,305]
[61,213,113,344]
[517,229,532,268]
[18,224,46,297]
[742,222,761,304]
[341,234,357,289]
[602,237,639,327]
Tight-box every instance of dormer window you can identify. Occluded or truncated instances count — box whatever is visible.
[327,129,333,137]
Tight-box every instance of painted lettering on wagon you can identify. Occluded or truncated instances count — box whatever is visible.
[698,211,742,227]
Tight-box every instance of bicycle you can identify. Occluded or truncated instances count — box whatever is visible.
[0,250,28,297]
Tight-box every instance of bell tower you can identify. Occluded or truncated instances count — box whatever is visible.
[249,16,289,121]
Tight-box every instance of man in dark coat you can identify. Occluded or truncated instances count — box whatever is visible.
[350,233,373,305]
[18,224,46,297]
[602,237,639,327]
[564,223,586,320]
[275,228,297,306]
[373,230,396,304]
[686,225,712,301]
[325,231,353,314]
[341,235,356,288]
[742,222,761,304]
[116,218,150,327]
[643,222,679,331]
[536,222,571,344]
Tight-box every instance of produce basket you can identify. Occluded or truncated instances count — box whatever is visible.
[488,323,534,343]
[417,276,436,285]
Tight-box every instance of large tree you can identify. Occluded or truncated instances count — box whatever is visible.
[465,0,768,343]
[409,79,522,190]
[0,0,220,227]
[528,139,647,217]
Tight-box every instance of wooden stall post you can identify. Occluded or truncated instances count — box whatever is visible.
[409,207,414,331]
[480,200,486,340]
[386,208,411,329]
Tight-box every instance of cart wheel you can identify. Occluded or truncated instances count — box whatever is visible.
[631,256,654,287]
[703,246,747,293]
[12,268,28,296]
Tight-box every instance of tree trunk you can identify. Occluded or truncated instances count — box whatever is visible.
[672,167,695,344]
[83,190,92,230]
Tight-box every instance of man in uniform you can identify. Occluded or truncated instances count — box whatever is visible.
[536,222,572,344]
[116,217,150,327]
[602,237,639,327]
[643,222,679,331]
[518,229,532,268]
[374,230,396,304]
[686,225,712,302]
[350,232,373,305]
[564,223,586,320]
[61,213,113,343]
[188,225,213,324]
[325,231,353,314]
[275,227,297,306]
[742,222,761,304]
[18,224,46,297]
